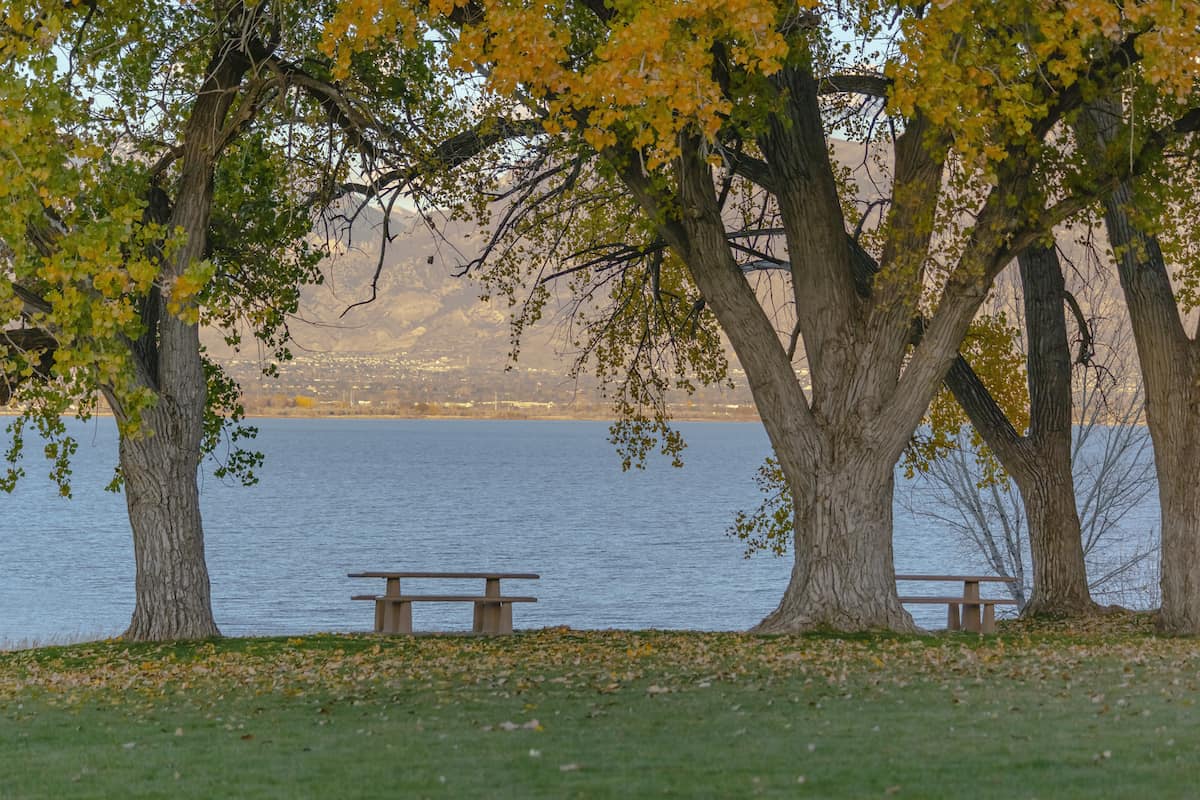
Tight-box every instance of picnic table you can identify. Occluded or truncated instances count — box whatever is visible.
[349,571,539,635]
[896,574,1019,634]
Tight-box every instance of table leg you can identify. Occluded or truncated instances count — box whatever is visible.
[395,600,413,634]
[373,599,385,633]
[982,603,996,634]
[475,602,512,634]
[963,580,981,633]
[382,578,403,633]
[478,601,504,634]
[381,600,413,634]
[946,603,961,631]
[477,578,503,635]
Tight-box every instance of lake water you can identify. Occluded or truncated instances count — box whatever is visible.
[0,418,1161,644]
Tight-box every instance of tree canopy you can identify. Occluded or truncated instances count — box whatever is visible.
[0,0,477,639]
[7,0,1200,637]
[322,0,1200,631]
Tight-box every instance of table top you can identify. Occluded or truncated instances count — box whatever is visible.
[348,571,540,580]
[896,574,1017,583]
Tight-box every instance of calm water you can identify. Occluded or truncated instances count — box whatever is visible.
[0,418,1160,643]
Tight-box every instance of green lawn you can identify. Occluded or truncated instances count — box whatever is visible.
[2,617,1198,798]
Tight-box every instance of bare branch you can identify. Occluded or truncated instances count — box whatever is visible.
[1061,288,1095,365]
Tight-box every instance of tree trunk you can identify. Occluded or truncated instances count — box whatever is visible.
[1015,244,1093,615]
[1101,179,1200,633]
[1116,255,1200,633]
[112,26,252,640]
[654,139,915,633]
[1073,100,1200,632]
[1014,465,1093,615]
[942,243,1095,616]
[120,399,219,640]
[754,441,916,633]
[1155,421,1200,633]
[118,272,214,640]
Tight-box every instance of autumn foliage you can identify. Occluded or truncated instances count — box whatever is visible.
[315,0,1200,633]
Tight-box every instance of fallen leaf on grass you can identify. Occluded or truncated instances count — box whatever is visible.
[494,719,542,732]
[559,763,581,772]
[0,617,1184,720]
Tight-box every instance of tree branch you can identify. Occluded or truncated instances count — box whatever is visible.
[268,56,383,161]
[1001,105,1200,268]
[0,327,57,405]
[1033,33,1142,141]
[818,73,890,98]
[1061,289,1094,365]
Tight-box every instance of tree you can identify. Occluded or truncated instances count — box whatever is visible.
[0,0,469,639]
[732,240,1099,617]
[1080,98,1200,633]
[907,257,1157,611]
[874,84,1197,625]
[732,243,1138,619]
[326,0,1200,631]
[937,244,1096,615]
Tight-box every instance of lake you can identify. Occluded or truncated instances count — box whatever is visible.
[0,417,1160,644]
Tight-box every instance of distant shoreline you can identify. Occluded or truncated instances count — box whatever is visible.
[235,405,762,423]
[0,407,763,424]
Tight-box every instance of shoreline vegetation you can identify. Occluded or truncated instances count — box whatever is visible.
[1,403,766,424]
[3,614,1196,797]
[3,402,1148,425]
[239,407,764,423]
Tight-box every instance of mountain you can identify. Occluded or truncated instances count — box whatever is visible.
[204,141,1140,416]
[205,202,572,372]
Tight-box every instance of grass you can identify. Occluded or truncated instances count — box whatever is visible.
[1,614,1198,798]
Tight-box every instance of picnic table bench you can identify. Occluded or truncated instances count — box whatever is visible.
[349,571,539,635]
[896,574,1019,634]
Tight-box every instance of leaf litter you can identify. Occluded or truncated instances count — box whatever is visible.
[0,613,1194,719]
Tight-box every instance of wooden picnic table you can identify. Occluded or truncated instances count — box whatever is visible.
[349,571,539,635]
[896,574,1019,633]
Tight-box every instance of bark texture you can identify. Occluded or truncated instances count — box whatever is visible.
[1016,464,1092,614]
[1014,246,1093,615]
[1102,181,1200,634]
[118,26,255,640]
[754,449,915,633]
[1078,100,1200,634]
[613,55,1041,632]
[944,243,1094,616]
[121,399,218,640]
